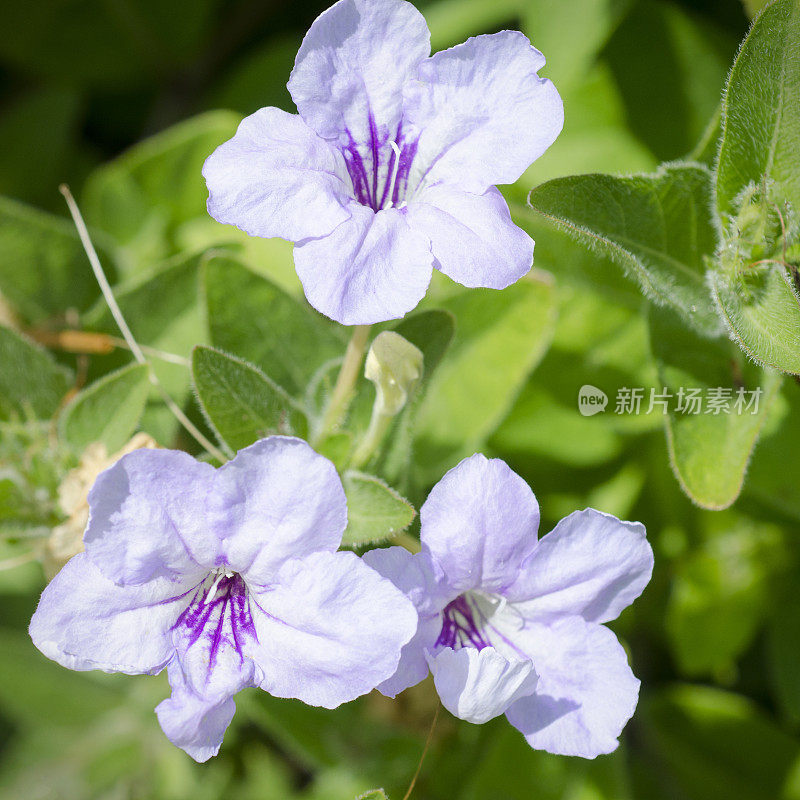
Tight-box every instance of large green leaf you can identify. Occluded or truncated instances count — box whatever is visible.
[191,345,307,453]
[709,0,800,374]
[82,112,240,273]
[203,254,345,397]
[414,275,556,480]
[716,0,800,217]
[58,363,150,452]
[0,196,112,323]
[84,250,206,398]
[527,164,722,335]
[341,471,415,547]
[649,304,779,509]
[0,325,72,420]
[709,266,800,375]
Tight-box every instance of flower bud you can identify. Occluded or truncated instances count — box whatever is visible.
[364,331,423,417]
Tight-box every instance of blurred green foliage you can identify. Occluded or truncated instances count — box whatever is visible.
[2,0,800,799]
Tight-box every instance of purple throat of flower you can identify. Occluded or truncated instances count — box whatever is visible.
[173,569,255,667]
[436,594,493,651]
[343,118,420,212]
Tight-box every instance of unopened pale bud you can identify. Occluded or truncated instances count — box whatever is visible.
[364,331,423,416]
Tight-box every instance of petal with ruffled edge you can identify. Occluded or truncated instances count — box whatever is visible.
[288,0,430,146]
[404,31,563,195]
[247,550,417,708]
[203,108,352,242]
[84,448,216,586]
[405,185,533,289]
[29,553,190,674]
[420,454,540,594]
[362,546,449,697]
[428,646,538,723]
[505,509,653,619]
[156,659,238,763]
[211,437,347,582]
[504,617,640,758]
[294,204,434,325]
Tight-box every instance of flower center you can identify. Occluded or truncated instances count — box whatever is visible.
[174,569,254,671]
[435,594,492,650]
[342,123,418,212]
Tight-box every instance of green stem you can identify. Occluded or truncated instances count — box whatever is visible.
[349,406,393,469]
[402,703,439,800]
[316,324,371,441]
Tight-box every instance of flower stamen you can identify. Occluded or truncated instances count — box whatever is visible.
[384,140,402,210]
[204,568,235,604]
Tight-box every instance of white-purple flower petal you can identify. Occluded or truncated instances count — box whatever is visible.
[420,453,541,594]
[403,31,564,194]
[156,660,238,763]
[405,185,534,290]
[202,108,353,242]
[504,508,654,616]
[29,553,188,674]
[362,545,447,697]
[84,449,216,586]
[29,436,417,762]
[503,618,641,758]
[248,550,417,707]
[204,0,562,325]
[210,437,348,580]
[288,0,430,146]
[293,203,434,325]
[428,646,538,724]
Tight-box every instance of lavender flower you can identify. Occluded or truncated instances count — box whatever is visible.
[203,0,563,325]
[364,454,653,758]
[29,437,418,762]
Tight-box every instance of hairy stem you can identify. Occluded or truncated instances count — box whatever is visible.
[402,703,440,800]
[59,185,230,463]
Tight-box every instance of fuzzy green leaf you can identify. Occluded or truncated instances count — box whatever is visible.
[59,362,150,452]
[341,471,415,547]
[414,276,556,480]
[716,0,800,217]
[192,345,308,453]
[650,305,780,509]
[527,164,722,334]
[0,325,72,420]
[203,254,345,397]
[0,196,114,323]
